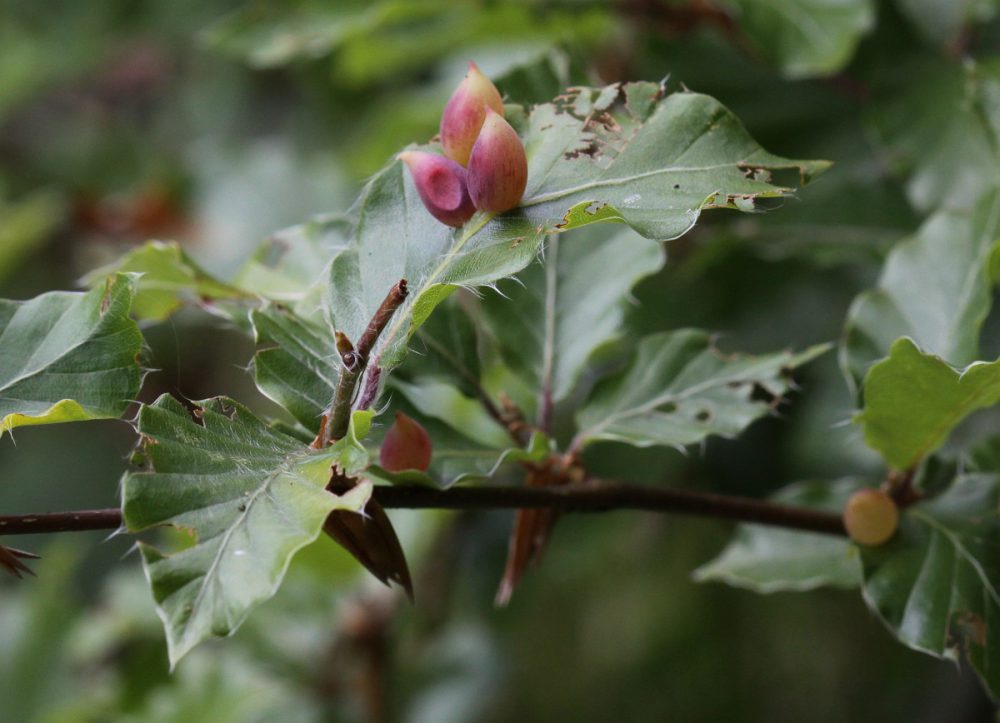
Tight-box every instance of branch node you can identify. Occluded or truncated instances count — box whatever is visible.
[322,279,409,445]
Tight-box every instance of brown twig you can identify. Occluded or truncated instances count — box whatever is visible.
[0,509,123,534]
[0,481,846,537]
[318,280,409,446]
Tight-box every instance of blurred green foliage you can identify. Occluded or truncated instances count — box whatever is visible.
[3,0,1000,721]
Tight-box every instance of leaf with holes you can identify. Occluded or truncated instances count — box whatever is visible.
[575,329,828,449]
[0,274,143,434]
[512,82,828,240]
[861,473,1000,699]
[122,395,372,667]
[855,338,1000,470]
[841,189,1000,393]
[314,81,825,420]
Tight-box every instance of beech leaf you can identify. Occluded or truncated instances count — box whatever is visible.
[695,479,864,593]
[0,274,143,434]
[861,474,1000,699]
[122,395,373,667]
[576,329,827,449]
[855,338,1000,470]
[841,189,1000,392]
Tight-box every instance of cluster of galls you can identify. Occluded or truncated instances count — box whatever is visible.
[400,62,528,227]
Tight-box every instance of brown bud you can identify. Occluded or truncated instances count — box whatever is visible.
[467,109,528,214]
[440,61,505,166]
[380,412,432,472]
[399,151,476,228]
[843,489,899,546]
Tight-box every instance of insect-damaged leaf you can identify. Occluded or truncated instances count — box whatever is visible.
[576,329,827,449]
[269,81,824,428]
[122,395,372,667]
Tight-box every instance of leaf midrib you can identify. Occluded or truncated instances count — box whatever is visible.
[584,354,776,439]
[377,211,495,359]
[179,446,320,650]
[519,160,765,208]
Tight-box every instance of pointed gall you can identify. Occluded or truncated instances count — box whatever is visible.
[399,151,476,228]
[380,411,432,472]
[440,61,505,167]
[467,109,528,214]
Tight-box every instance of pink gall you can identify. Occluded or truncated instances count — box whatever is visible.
[467,109,528,214]
[380,412,433,473]
[440,61,505,167]
[399,151,476,228]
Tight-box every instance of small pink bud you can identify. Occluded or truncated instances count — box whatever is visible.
[380,412,432,472]
[440,61,505,167]
[399,151,476,228]
[467,109,528,214]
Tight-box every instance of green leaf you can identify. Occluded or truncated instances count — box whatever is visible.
[870,59,1000,213]
[408,292,486,400]
[0,190,62,284]
[894,0,997,46]
[246,82,823,431]
[515,82,829,240]
[576,329,828,449]
[204,1,610,81]
[481,227,664,412]
[367,423,551,489]
[694,479,863,593]
[250,303,339,433]
[83,241,246,323]
[232,214,353,302]
[325,198,545,374]
[122,395,372,667]
[855,338,1000,470]
[861,473,1000,699]
[0,274,143,434]
[841,190,1000,391]
[323,81,824,389]
[84,221,347,325]
[724,0,875,78]
[494,47,576,106]
[392,378,511,449]
[383,378,547,487]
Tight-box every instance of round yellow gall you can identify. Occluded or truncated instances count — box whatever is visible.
[843,488,899,546]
